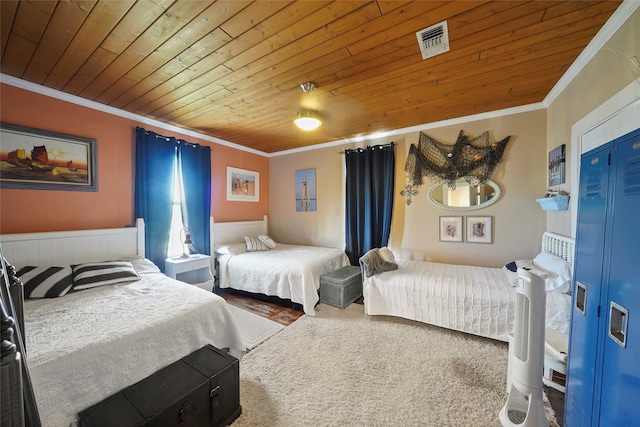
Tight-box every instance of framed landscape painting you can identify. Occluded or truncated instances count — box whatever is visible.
[226,166,259,202]
[0,123,98,191]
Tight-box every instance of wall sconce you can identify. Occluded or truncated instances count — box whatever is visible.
[294,108,322,131]
[180,227,192,258]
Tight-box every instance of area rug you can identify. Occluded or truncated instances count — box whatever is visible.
[227,304,284,351]
[231,303,558,427]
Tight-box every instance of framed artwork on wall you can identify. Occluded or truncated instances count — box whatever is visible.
[439,216,463,242]
[548,144,566,186]
[0,122,98,191]
[226,166,259,202]
[295,168,316,212]
[466,216,492,244]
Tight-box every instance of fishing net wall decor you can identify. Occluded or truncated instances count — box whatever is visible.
[405,130,510,189]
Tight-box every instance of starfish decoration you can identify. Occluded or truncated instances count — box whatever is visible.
[405,130,510,189]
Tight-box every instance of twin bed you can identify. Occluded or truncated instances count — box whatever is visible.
[212,215,349,315]
[361,231,575,392]
[362,231,574,343]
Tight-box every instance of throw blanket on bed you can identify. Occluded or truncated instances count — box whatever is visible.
[359,248,398,278]
[25,271,244,427]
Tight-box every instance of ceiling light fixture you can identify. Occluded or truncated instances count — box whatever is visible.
[295,108,322,131]
[294,82,322,131]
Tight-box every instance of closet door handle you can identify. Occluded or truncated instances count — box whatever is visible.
[608,301,628,348]
[575,281,587,315]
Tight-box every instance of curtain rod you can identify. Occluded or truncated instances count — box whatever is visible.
[135,126,202,148]
[338,141,395,154]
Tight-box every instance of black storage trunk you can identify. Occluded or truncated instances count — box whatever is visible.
[319,265,362,309]
[78,345,241,427]
[183,345,242,427]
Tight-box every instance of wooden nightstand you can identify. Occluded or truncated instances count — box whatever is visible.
[165,254,214,292]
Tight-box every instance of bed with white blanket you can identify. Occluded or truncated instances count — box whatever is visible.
[0,220,244,427]
[361,232,575,342]
[361,232,575,392]
[213,216,349,315]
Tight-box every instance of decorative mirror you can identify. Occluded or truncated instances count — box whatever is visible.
[427,179,501,211]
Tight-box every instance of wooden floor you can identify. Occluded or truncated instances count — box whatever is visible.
[215,287,565,425]
[214,287,304,326]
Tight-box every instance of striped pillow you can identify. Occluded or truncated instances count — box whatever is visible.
[72,261,140,290]
[16,266,73,298]
[244,236,270,251]
[257,234,277,249]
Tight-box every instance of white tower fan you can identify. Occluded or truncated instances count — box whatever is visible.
[499,269,548,427]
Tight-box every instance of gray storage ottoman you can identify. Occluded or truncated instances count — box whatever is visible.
[319,265,362,309]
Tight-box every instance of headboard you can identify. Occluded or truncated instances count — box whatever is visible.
[0,218,145,268]
[541,231,575,276]
[211,215,268,248]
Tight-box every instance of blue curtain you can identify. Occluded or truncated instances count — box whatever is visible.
[179,143,211,255]
[344,143,395,265]
[134,128,176,271]
[134,127,211,271]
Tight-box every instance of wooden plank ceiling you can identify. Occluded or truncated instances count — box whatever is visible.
[1,1,621,153]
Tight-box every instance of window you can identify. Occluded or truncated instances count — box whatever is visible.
[167,159,186,257]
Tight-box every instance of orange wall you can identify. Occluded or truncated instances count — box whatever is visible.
[0,84,269,234]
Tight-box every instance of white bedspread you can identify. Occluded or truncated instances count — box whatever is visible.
[363,259,571,342]
[217,244,349,315]
[25,272,244,427]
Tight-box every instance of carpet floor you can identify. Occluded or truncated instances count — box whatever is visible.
[231,303,558,427]
[228,304,284,351]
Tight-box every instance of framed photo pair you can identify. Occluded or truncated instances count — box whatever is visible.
[439,215,493,244]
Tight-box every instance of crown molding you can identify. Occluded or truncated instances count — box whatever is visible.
[543,0,639,107]
[0,73,267,157]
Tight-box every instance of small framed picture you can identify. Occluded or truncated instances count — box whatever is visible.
[548,144,566,186]
[466,216,492,244]
[226,166,259,202]
[295,168,316,212]
[439,216,463,242]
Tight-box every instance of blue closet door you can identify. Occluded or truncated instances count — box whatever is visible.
[597,130,640,425]
[564,144,610,427]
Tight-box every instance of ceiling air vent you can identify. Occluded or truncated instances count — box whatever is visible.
[416,20,449,60]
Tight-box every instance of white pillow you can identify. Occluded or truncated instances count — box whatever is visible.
[378,247,395,263]
[257,234,277,249]
[533,251,572,293]
[123,256,161,274]
[244,236,270,251]
[214,243,247,256]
